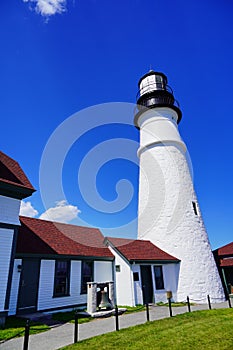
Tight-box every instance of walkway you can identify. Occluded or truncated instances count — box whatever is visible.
[0,302,229,350]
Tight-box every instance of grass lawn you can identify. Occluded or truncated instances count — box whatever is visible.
[52,311,92,324]
[156,301,194,307]
[118,305,146,313]
[59,308,233,350]
[0,316,49,342]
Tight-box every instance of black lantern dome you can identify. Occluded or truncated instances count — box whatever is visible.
[135,70,182,126]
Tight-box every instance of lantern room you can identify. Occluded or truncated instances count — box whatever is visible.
[135,70,182,125]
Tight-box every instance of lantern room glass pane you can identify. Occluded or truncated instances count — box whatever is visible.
[140,74,164,96]
[155,75,164,89]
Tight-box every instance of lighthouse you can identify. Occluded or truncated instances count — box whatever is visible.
[135,70,225,303]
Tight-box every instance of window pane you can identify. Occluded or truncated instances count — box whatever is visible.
[54,261,70,297]
[115,265,121,272]
[154,266,164,290]
[133,272,139,281]
[81,261,93,294]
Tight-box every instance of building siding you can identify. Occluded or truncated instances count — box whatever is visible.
[131,263,179,304]
[108,246,135,306]
[0,229,14,311]
[8,259,22,315]
[94,261,113,283]
[38,260,86,311]
[0,196,20,226]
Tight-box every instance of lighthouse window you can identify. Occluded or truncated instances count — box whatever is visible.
[154,266,164,290]
[155,75,163,89]
[192,201,199,216]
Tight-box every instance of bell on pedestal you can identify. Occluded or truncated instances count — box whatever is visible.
[98,290,112,310]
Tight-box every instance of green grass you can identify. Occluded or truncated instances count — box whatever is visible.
[0,316,49,342]
[118,305,146,313]
[156,301,194,307]
[59,308,233,350]
[52,311,92,324]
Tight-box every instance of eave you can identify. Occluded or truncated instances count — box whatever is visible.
[15,253,114,261]
[129,259,180,264]
[0,180,36,199]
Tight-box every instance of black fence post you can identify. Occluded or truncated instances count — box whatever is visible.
[207,294,211,310]
[74,311,79,343]
[187,296,191,312]
[23,319,30,350]
[228,296,232,308]
[168,298,172,317]
[146,303,150,322]
[115,305,119,331]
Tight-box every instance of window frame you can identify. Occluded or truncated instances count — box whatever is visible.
[53,260,71,298]
[154,265,165,290]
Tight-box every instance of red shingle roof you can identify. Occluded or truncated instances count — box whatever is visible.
[215,242,233,257]
[105,237,179,262]
[0,151,35,197]
[17,216,113,259]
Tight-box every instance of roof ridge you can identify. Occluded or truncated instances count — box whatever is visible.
[19,215,100,231]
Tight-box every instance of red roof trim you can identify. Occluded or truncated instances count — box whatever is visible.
[220,257,233,267]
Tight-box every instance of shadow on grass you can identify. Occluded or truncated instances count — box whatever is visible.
[0,316,49,342]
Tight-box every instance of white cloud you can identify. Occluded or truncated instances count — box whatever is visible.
[23,0,66,17]
[20,201,39,217]
[39,200,80,223]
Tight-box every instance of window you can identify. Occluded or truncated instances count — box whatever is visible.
[155,75,164,89]
[154,266,164,290]
[192,201,199,216]
[115,265,121,272]
[81,261,93,294]
[54,260,70,297]
[133,272,139,281]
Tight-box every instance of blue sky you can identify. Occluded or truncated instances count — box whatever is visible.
[1,0,233,249]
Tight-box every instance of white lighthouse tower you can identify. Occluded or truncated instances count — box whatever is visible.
[135,70,225,303]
